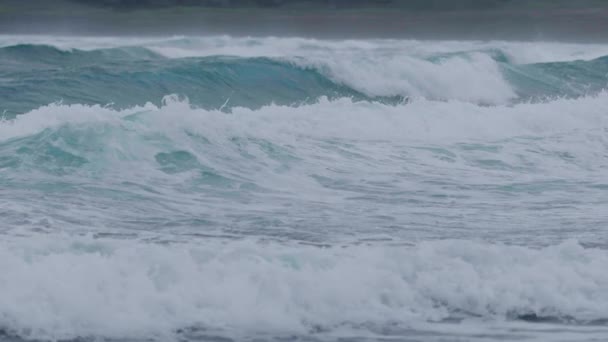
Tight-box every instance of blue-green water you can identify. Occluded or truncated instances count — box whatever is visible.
[1,36,608,342]
[2,41,608,117]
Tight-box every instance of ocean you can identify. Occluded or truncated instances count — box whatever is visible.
[0,35,607,342]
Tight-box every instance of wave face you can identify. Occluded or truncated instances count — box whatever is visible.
[2,37,608,116]
[1,36,608,342]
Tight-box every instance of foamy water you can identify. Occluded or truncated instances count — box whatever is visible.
[0,36,607,342]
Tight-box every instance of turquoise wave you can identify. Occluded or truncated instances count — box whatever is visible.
[0,44,401,117]
[506,55,608,100]
[1,44,607,117]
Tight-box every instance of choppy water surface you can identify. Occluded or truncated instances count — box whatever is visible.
[1,35,608,342]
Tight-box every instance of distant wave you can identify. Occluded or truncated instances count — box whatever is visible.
[1,40,608,117]
[0,44,403,117]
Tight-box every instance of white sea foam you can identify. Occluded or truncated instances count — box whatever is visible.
[2,95,607,244]
[2,34,608,342]
[292,52,515,104]
[0,236,606,341]
[2,93,607,144]
[2,94,607,195]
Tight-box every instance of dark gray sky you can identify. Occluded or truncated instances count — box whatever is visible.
[62,0,608,11]
[1,0,607,41]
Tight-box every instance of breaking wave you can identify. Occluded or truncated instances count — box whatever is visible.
[1,236,607,341]
[1,38,608,117]
[2,35,608,341]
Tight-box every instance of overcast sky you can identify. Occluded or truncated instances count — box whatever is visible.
[1,0,607,41]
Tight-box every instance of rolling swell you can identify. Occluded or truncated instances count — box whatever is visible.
[1,43,608,118]
[0,44,399,117]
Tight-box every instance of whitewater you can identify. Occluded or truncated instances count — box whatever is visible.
[1,35,608,342]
